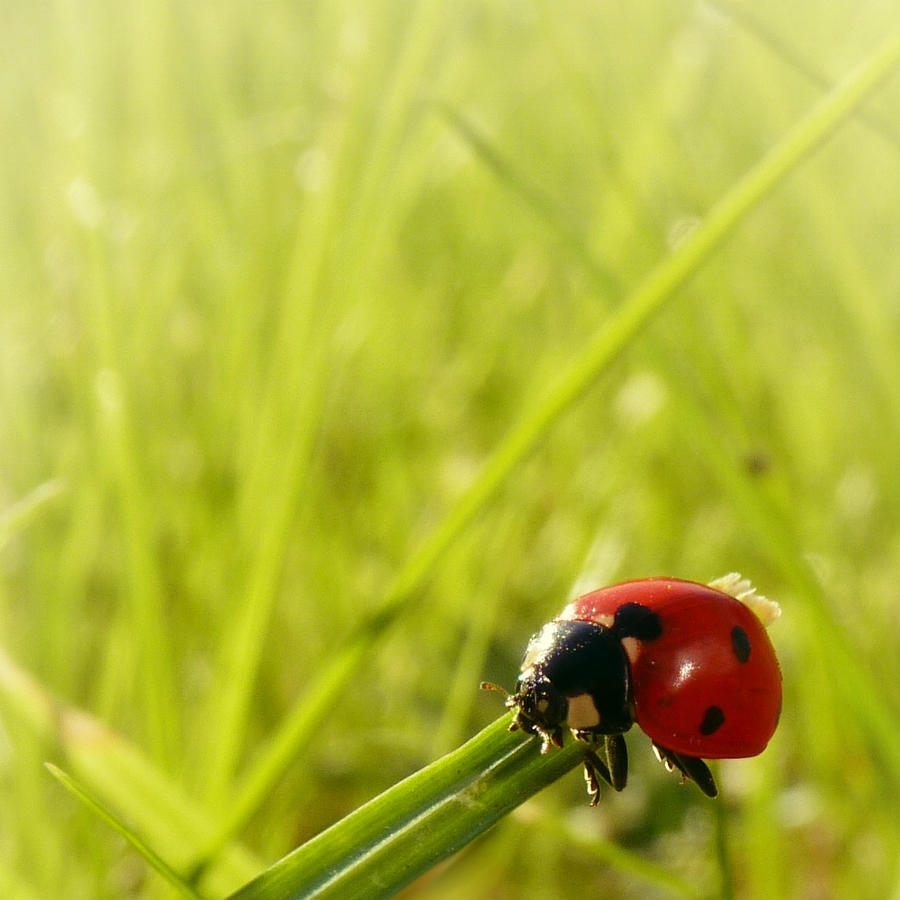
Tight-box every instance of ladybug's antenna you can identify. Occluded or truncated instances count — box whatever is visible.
[480,681,511,698]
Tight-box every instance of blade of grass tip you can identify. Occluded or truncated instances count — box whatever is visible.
[44,763,202,900]
[198,24,900,864]
[225,717,585,900]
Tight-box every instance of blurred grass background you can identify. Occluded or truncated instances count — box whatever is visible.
[2,0,900,897]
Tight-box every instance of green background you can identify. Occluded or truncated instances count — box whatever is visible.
[2,1,900,897]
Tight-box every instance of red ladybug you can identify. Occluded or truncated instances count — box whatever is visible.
[488,575,782,800]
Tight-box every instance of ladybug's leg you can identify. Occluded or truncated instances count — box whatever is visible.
[652,743,718,798]
[674,754,717,798]
[510,714,564,754]
[604,733,628,792]
[578,732,628,803]
[582,746,613,805]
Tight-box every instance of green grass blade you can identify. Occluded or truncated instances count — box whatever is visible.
[44,763,202,900]
[201,23,900,863]
[0,648,261,897]
[225,718,584,900]
[89,341,179,766]
[710,0,900,149]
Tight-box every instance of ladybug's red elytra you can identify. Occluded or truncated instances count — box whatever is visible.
[485,575,782,801]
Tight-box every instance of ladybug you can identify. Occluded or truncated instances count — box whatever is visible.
[485,575,782,801]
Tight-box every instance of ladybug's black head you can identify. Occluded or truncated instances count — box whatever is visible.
[509,666,569,750]
[508,619,634,751]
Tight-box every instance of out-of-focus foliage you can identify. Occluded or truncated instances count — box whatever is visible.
[2,1,900,897]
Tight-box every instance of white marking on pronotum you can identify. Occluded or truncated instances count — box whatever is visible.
[566,693,601,729]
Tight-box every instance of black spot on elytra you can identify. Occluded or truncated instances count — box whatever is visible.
[700,705,725,735]
[731,625,751,663]
[613,603,663,641]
